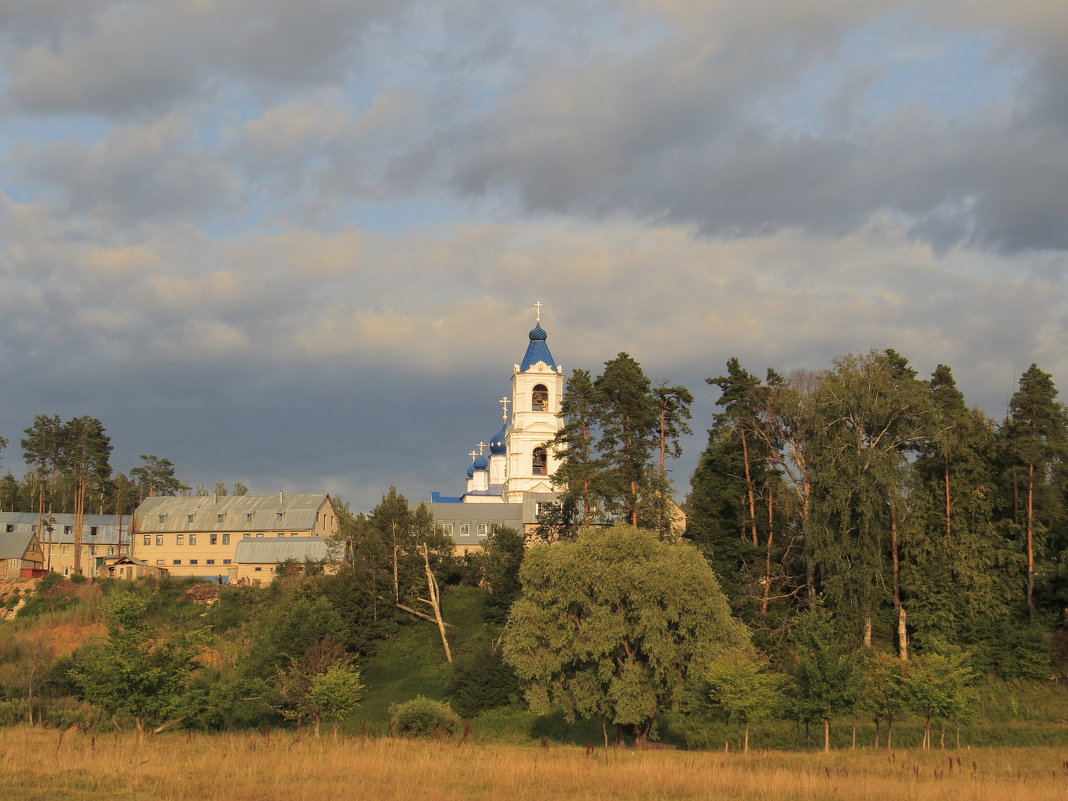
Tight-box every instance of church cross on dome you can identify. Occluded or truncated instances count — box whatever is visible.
[499,396,510,419]
[534,300,542,323]
[468,450,478,462]
[477,441,487,455]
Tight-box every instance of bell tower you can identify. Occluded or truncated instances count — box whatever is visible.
[503,302,564,501]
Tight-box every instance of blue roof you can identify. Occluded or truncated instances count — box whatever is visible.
[431,492,464,503]
[520,322,557,371]
[489,422,507,455]
[473,455,489,470]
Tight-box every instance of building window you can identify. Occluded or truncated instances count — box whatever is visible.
[210,534,218,545]
[277,532,285,538]
[90,526,98,536]
[49,544,55,553]
[156,559,164,565]
[172,560,181,565]
[290,532,298,537]
[206,559,215,565]
[223,559,231,565]
[532,384,549,411]
[177,535,184,546]
[256,533,264,538]
[217,514,225,523]
[189,534,197,546]
[532,447,547,476]
[276,512,284,522]
[243,533,251,538]
[107,546,115,555]
[143,535,151,546]
[254,567,262,572]
[158,514,167,523]
[222,534,230,545]
[90,546,96,556]
[64,526,73,536]
[62,545,70,555]
[440,523,454,537]
[156,535,164,546]
[187,515,195,523]
[246,513,254,522]
[459,523,470,537]
[5,524,14,533]
[189,559,198,565]
[476,523,488,537]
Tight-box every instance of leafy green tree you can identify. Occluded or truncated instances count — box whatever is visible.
[503,524,747,745]
[704,649,784,752]
[901,647,975,749]
[68,591,199,737]
[309,664,363,737]
[273,638,361,737]
[787,607,858,752]
[858,650,907,749]
[808,350,930,653]
[595,354,660,527]
[480,525,525,623]
[232,481,249,496]
[446,639,521,717]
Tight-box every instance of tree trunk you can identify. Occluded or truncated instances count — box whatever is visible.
[73,474,86,575]
[761,490,773,616]
[823,718,830,753]
[420,544,452,662]
[897,607,908,661]
[743,724,749,754]
[943,454,952,540]
[739,428,758,547]
[1026,460,1035,617]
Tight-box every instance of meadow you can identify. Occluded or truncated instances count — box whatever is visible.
[1,725,1067,801]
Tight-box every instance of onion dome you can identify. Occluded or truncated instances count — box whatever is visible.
[473,455,489,471]
[520,322,557,371]
[489,422,507,455]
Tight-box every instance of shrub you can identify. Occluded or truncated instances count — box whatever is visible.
[389,696,461,737]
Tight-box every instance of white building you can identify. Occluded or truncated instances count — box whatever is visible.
[428,305,565,545]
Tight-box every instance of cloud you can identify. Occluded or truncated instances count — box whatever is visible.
[2,0,408,118]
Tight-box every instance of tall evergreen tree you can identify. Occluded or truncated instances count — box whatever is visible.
[550,368,605,529]
[59,416,112,574]
[594,353,659,527]
[1003,364,1068,616]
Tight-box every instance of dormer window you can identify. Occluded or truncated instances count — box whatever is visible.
[532,447,547,476]
[532,384,548,411]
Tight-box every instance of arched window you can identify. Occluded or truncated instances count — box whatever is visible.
[532,384,548,411]
[532,447,547,476]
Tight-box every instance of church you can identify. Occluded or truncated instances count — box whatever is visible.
[425,303,564,551]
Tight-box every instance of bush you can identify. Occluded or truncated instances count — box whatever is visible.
[389,696,461,737]
[446,640,520,717]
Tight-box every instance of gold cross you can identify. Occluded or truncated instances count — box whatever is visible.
[534,300,542,323]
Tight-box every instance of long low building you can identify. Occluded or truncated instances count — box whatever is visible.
[130,493,339,580]
[0,512,128,576]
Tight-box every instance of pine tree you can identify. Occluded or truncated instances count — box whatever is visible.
[594,353,659,527]
[1003,364,1068,616]
[550,368,605,529]
[59,417,112,575]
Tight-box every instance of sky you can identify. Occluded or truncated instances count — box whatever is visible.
[2,0,1067,511]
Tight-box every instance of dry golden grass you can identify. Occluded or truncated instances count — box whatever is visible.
[1,726,1066,801]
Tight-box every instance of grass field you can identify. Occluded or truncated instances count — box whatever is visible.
[1,726,1066,801]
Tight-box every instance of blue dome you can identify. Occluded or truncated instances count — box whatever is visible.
[520,322,557,371]
[489,422,507,455]
[466,464,475,478]
[473,455,489,471]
